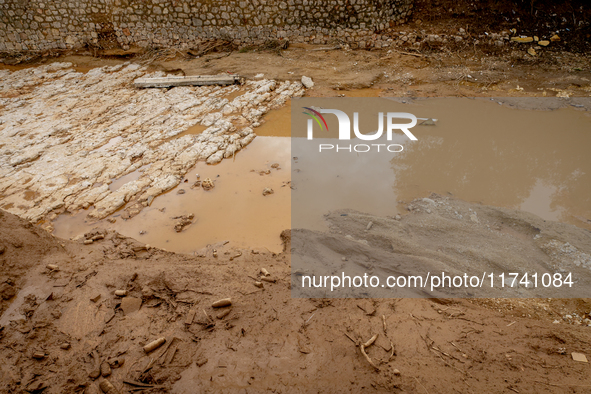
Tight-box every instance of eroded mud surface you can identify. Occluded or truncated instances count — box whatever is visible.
[1,204,591,393]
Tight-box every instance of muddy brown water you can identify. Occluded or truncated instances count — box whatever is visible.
[53,97,591,255]
[53,136,291,253]
[292,97,591,231]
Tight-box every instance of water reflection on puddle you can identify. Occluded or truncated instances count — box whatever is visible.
[292,97,591,231]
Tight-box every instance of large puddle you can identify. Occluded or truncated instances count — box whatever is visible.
[53,136,291,253]
[292,97,591,231]
[53,97,591,255]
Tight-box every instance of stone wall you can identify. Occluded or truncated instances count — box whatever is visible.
[0,0,413,52]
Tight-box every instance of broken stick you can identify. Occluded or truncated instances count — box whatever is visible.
[360,334,379,370]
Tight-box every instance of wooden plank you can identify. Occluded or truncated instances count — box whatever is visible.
[134,75,240,88]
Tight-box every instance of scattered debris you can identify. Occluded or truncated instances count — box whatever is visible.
[572,353,588,363]
[108,357,125,368]
[202,178,215,191]
[90,293,101,303]
[360,334,379,370]
[185,309,197,325]
[120,297,142,315]
[262,187,274,196]
[212,298,232,308]
[511,37,533,43]
[216,308,232,319]
[301,75,314,88]
[173,214,195,232]
[134,74,241,88]
[114,290,128,297]
[100,361,111,377]
[98,379,119,394]
[32,352,46,359]
[89,350,101,379]
[144,337,166,353]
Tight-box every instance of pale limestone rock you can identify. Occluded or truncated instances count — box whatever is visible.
[0,64,304,222]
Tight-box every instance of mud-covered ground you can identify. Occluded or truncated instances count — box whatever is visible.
[1,201,591,394]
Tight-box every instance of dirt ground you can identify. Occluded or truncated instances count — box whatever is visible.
[1,0,591,393]
[1,201,591,394]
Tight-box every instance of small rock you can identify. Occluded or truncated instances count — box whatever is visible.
[202,178,214,191]
[89,366,101,379]
[196,357,208,367]
[550,34,560,41]
[538,40,550,46]
[100,361,112,377]
[527,47,536,56]
[366,221,373,231]
[114,290,128,297]
[392,368,401,376]
[46,264,59,271]
[395,214,401,221]
[572,352,588,363]
[177,189,186,195]
[254,281,264,288]
[32,352,46,359]
[83,239,93,245]
[261,268,270,276]
[254,73,264,79]
[107,357,125,368]
[212,298,232,308]
[271,163,280,169]
[262,187,274,196]
[216,308,232,319]
[301,76,314,88]
[90,293,101,303]
[173,214,194,232]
